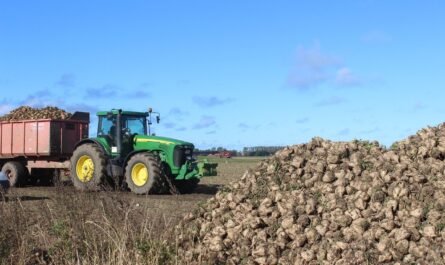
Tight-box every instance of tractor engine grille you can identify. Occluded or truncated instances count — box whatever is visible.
[173,145,193,167]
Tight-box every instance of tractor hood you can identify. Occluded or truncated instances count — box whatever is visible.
[134,135,194,147]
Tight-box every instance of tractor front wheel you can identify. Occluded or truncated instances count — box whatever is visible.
[70,144,107,191]
[125,153,165,195]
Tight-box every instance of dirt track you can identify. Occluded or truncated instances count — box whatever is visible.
[6,184,218,224]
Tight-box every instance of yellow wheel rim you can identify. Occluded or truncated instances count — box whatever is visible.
[131,163,149,187]
[76,155,95,182]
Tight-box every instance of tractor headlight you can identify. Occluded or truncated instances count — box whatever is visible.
[173,145,194,167]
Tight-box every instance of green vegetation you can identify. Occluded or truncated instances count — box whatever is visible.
[360,160,374,170]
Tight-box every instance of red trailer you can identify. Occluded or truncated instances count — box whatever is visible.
[219,151,232,158]
[0,112,89,186]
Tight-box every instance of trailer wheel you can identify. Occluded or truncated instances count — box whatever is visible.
[1,161,29,187]
[173,178,200,194]
[70,144,107,191]
[125,153,165,195]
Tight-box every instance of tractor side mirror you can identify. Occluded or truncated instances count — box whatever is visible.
[156,115,160,124]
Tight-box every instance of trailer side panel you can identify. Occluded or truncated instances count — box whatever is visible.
[0,119,88,159]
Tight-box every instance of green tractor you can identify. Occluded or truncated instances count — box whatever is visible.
[70,109,217,194]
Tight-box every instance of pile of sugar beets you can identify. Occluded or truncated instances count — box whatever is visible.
[0,106,72,121]
[177,124,445,264]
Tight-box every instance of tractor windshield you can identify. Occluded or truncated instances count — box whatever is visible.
[123,116,147,135]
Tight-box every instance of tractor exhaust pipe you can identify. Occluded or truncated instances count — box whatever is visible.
[116,109,123,155]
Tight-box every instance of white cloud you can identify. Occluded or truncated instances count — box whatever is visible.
[163,122,176,129]
[294,45,338,71]
[168,107,189,119]
[123,90,151,98]
[238,122,260,131]
[296,118,309,124]
[335,67,361,86]
[287,44,338,90]
[193,96,234,108]
[17,89,64,107]
[56,74,76,87]
[0,89,99,116]
[238,122,250,129]
[0,102,14,115]
[85,85,118,99]
[193,116,216,129]
[287,44,363,90]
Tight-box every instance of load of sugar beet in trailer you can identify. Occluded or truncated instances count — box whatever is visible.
[0,106,73,121]
[0,106,88,157]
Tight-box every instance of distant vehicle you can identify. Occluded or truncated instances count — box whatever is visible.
[219,151,232,158]
[208,151,232,158]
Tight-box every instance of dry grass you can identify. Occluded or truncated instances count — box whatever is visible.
[0,190,177,265]
[0,157,263,265]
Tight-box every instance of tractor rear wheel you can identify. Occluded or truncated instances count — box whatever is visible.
[125,153,166,195]
[70,144,107,191]
[173,178,200,194]
[1,161,29,187]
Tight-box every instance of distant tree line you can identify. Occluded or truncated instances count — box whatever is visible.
[194,147,240,156]
[242,146,285,156]
[195,146,285,157]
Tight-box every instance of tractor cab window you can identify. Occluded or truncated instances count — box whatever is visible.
[123,116,146,135]
[98,116,117,143]
[98,116,115,136]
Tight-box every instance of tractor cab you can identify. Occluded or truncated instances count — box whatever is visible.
[96,109,159,157]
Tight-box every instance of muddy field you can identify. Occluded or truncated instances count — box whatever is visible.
[0,157,263,265]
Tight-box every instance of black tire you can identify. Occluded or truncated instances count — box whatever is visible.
[125,153,165,195]
[173,178,200,194]
[1,161,29,187]
[70,144,108,191]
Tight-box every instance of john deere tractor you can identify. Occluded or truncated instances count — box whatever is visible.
[70,109,217,194]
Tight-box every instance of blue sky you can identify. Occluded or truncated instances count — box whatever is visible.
[1,1,444,150]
